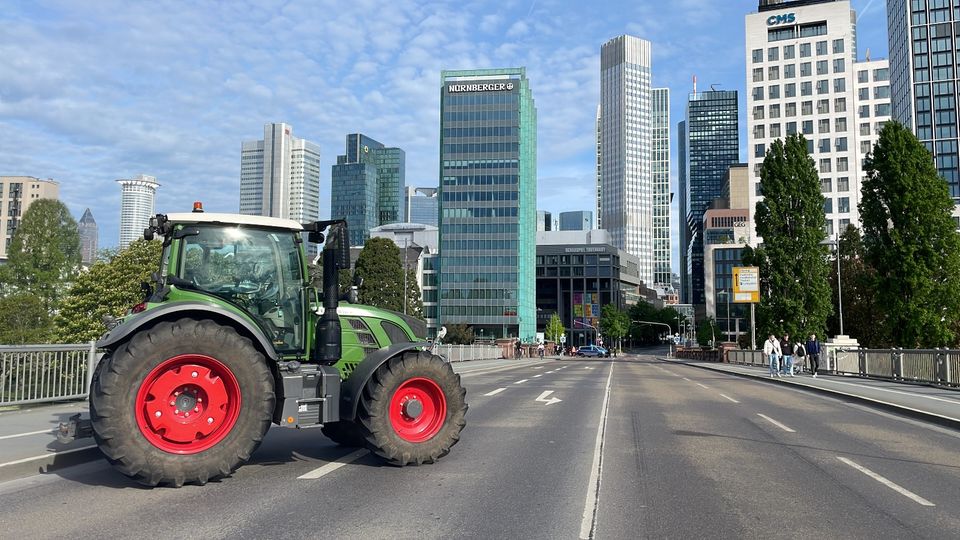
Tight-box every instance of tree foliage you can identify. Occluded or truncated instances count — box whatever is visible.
[443,323,474,345]
[860,121,960,347]
[0,292,53,344]
[627,302,684,345]
[55,240,162,343]
[825,225,887,347]
[545,313,565,344]
[697,317,716,347]
[404,268,424,319]
[599,304,629,349]
[0,199,81,310]
[354,238,405,312]
[750,134,832,340]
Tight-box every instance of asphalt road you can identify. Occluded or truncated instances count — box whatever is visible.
[1,350,958,539]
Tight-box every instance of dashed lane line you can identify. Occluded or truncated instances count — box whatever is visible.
[579,362,615,539]
[696,383,709,389]
[0,445,98,469]
[298,449,369,480]
[837,457,935,507]
[757,413,796,433]
[719,394,740,403]
[484,388,507,396]
[533,374,543,378]
[0,429,55,440]
[514,379,529,384]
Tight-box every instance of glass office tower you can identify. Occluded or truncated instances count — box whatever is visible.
[331,134,405,246]
[439,68,537,340]
[684,90,740,306]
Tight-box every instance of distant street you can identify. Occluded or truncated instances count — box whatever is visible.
[2,350,958,539]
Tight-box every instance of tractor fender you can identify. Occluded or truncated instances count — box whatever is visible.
[340,341,432,421]
[96,301,279,361]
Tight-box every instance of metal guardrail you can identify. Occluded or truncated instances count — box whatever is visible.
[435,344,503,362]
[727,347,960,388]
[0,342,101,406]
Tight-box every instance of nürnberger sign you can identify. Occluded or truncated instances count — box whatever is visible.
[448,82,515,93]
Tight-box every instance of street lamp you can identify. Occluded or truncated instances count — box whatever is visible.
[574,319,598,346]
[822,235,844,336]
[632,320,674,356]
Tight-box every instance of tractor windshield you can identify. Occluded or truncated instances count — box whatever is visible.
[177,225,304,353]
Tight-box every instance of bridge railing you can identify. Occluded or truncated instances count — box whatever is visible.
[725,347,959,388]
[435,344,503,363]
[0,343,101,406]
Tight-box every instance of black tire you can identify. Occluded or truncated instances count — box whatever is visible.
[90,319,275,487]
[321,420,368,447]
[356,351,467,466]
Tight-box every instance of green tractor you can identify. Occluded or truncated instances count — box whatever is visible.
[84,209,466,486]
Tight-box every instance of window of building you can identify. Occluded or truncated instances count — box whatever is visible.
[753,68,764,82]
[860,122,871,136]
[874,85,890,99]
[753,106,765,120]
[819,138,831,153]
[803,120,814,134]
[769,104,781,118]
[837,177,850,192]
[858,88,870,101]
[858,70,869,83]
[874,67,889,81]
[816,40,828,55]
[824,198,833,213]
[837,157,849,172]
[833,58,846,73]
[754,125,766,139]
[821,177,832,192]
[861,140,872,153]
[784,64,796,78]
[875,103,891,116]
[753,86,764,100]
[785,83,797,97]
[817,60,829,75]
[859,105,870,118]
[802,101,813,115]
[769,85,780,99]
[836,117,847,132]
[768,66,780,80]
[801,62,812,77]
[826,220,834,237]
[819,119,831,133]
[800,43,811,57]
[838,197,850,213]
[835,97,847,112]
[835,137,848,151]
[784,44,796,59]
[770,123,782,138]
[820,158,832,173]
[755,143,766,158]
[833,39,845,54]
[768,47,779,61]
[786,121,798,135]
[802,81,813,96]
[786,102,797,116]
[817,99,830,114]
[752,49,763,63]
[834,78,846,92]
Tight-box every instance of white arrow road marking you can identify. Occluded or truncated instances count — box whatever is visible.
[837,457,935,506]
[536,391,562,406]
[298,449,369,479]
[484,388,507,396]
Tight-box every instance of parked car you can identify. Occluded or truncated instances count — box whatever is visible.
[576,345,609,358]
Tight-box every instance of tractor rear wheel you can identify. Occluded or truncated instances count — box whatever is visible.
[320,420,368,447]
[90,319,275,487]
[356,351,467,466]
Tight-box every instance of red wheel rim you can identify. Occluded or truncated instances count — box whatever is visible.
[389,378,446,443]
[134,354,242,454]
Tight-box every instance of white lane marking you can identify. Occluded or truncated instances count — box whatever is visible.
[837,457,935,506]
[682,377,691,381]
[535,391,562,406]
[533,374,543,378]
[0,445,98,468]
[584,367,594,370]
[757,413,796,433]
[719,394,740,403]
[579,362,615,540]
[696,383,709,389]
[814,378,960,405]
[533,366,544,370]
[546,370,557,374]
[0,429,55,440]
[514,379,529,384]
[298,449,369,480]
[457,361,551,378]
[484,388,507,396]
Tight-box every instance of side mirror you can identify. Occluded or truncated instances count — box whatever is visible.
[437,326,448,340]
[308,231,325,244]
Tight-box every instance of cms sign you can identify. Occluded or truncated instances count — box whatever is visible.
[767,13,796,25]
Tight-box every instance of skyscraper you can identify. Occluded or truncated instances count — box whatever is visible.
[678,120,690,304]
[0,176,59,260]
[559,210,593,231]
[78,208,98,266]
[746,0,891,240]
[117,174,159,249]
[240,123,321,224]
[404,186,439,227]
[598,35,657,285]
[887,0,959,221]
[331,134,406,246]
[684,90,740,306]
[439,68,537,340]
[652,88,672,289]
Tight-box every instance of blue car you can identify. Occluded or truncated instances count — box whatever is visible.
[576,345,609,358]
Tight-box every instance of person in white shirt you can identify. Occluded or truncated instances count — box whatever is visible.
[762,334,783,377]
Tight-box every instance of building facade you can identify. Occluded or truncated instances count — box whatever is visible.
[684,89,740,306]
[240,123,321,225]
[598,35,657,284]
[677,120,690,304]
[78,208,98,266]
[331,134,406,246]
[537,210,554,231]
[559,210,593,231]
[746,0,892,239]
[888,0,960,218]
[368,222,440,335]
[439,68,537,340]
[0,176,59,260]
[652,87,672,289]
[404,186,439,227]
[118,174,159,249]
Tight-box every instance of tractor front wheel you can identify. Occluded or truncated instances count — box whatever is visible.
[90,319,275,487]
[357,351,467,465]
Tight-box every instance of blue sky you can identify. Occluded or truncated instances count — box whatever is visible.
[0,0,889,265]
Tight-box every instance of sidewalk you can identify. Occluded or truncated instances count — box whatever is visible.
[0,401,101,483]
[662,357,960,430]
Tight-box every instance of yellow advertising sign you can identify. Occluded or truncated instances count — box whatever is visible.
[733,266,760,303]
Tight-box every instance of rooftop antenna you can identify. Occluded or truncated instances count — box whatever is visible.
[693,74,697,94]
[865,48,871,62]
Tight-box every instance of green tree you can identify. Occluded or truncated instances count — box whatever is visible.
[825,225,887,347]
[404,268,424,319]
[599,304,629,351]
[354,238,404,311]
[697,317,716,347]
[54,240,162,343]
[0,292,53,344]
[0,199,81,310]
[443,323,474,345]
[860,121,960,347]
[628,302,684,345]
[545,313,565,344]
[751,134,832,340]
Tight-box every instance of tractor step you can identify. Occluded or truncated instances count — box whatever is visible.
[57,413,93,444]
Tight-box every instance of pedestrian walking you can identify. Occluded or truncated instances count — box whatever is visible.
[793,340,806,374]
[806,334,821,377]
[763,334,782,377]
[781,334,794,376]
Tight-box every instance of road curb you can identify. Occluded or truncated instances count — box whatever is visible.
[0,445,103,485]
[660,357,960,432]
